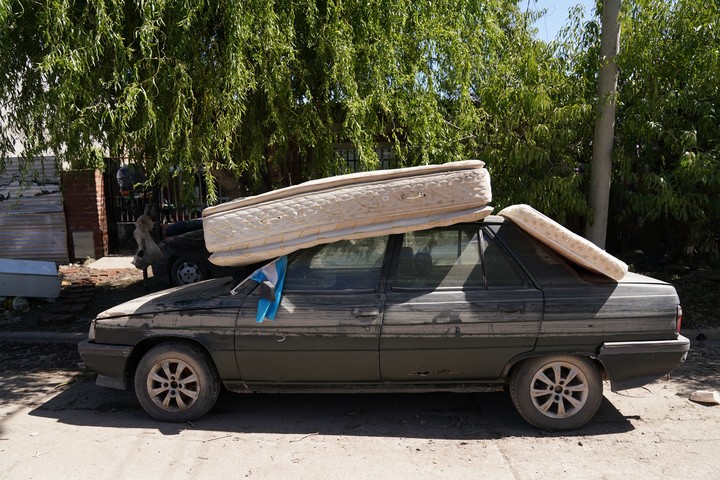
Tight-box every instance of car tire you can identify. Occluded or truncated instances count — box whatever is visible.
[510,355,603,430]
[134,343,220,422]
[170,257,206,285]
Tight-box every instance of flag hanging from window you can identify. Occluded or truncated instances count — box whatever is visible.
[251,256,288,323]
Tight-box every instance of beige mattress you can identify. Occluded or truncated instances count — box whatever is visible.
[498,204,628,281]
[204,160,492,266]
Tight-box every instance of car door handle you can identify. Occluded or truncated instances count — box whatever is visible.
[353,307,380,317]
[498,303,525,314]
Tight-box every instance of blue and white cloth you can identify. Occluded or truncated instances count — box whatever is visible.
[251,256,288,323]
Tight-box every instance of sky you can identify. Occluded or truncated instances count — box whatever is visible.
[524,0,596,42]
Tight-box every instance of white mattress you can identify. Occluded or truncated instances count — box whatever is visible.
[204,161,492,266]
[498,204,628,281]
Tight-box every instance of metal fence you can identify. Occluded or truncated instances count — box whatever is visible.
[105,160,218,253]
[105,146,396,252]
[334,143,395,172]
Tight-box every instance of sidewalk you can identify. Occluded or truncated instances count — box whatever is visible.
[85,255,135,270]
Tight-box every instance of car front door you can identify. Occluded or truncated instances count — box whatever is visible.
[380,225,543,382]
[235,236,390,383]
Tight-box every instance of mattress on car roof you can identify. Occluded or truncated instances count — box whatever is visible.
[498,204,628,281]
[203,160,493,267]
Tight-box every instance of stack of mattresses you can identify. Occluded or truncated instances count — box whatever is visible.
[498,204,628,281]
[203,160,493,266]
[203,160,627,282]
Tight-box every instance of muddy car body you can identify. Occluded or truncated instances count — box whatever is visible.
[79,216,689,430]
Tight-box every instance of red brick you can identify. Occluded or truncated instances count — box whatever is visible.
[62,169,109,260]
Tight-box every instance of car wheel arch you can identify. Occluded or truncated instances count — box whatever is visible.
[165,255,180,283]
[124,336,218,389]
[502,352,607,385]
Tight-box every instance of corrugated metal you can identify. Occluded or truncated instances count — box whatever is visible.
[0,157,69,263]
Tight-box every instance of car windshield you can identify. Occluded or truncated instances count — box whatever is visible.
[231,236,390,295]
[283,237,388,291]
[230,258,280,295]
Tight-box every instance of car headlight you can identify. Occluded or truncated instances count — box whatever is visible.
[88,319,96,341]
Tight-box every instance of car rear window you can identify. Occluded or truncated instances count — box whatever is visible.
[488,222,584,287]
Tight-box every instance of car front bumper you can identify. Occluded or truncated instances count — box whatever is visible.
[597,335,690,391]
[78,340,134,390]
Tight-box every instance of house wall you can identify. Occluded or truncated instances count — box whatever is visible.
[61,170,109,261]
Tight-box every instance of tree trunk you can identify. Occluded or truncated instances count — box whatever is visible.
[586,0,621,249]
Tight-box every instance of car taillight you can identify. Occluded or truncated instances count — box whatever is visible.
[676,305,683,334]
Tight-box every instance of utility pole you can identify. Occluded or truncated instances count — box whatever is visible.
[586,0,621,249]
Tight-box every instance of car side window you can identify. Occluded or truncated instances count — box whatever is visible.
[487,223,578,286]
[394,227,526,290]
[395,227,484,289]
[283,236,389,292]
[480,228,527,288]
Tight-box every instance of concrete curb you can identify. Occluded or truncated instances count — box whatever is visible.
[0,331,86,344]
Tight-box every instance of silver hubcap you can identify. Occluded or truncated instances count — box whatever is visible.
[530,361,589,418]
[147,359,200,412]
[177,262,202,284]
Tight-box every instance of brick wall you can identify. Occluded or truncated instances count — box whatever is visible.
[61,170,109,260]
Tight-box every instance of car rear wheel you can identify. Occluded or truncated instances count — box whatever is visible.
[134,343,220,422]
[170,257,205,285]
[510,355,603,430]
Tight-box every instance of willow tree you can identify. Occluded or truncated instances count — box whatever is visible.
[0,0,530,202]
[474,3,594,226]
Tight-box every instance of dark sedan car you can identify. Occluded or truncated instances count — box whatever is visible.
[79,216,689,430]
[152,220,238,286]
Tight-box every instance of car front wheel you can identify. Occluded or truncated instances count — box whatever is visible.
[134,343,220,422]
[510,355,603,430]
[170,257,205,285]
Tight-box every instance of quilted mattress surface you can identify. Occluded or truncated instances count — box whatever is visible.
[498,204,628,281]
[204,160,492,266]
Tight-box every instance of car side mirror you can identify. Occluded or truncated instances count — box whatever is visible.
[259,280,276,301]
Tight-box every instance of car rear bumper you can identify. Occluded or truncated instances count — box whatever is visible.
[597,335,690,391]
[78,340,134,390]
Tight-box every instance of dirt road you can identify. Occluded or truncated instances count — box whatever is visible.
[1,338,719,479]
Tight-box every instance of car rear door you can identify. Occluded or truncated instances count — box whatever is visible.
[380,225,543,382]
[235,236,390,383]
